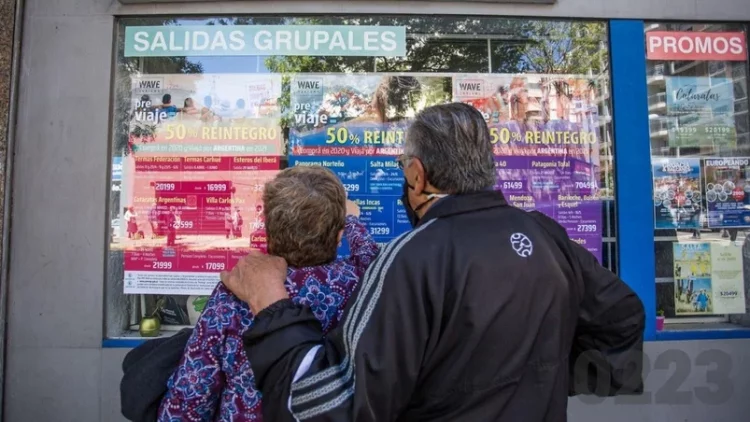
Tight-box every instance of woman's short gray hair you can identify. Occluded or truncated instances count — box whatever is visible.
[405,103,496,194]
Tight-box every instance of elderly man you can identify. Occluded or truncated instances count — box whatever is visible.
[222,103,645,421]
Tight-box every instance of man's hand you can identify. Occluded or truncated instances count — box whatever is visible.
[221,251,289,314]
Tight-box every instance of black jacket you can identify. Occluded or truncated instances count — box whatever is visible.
[120,328,192,422]
[244,191,645,422]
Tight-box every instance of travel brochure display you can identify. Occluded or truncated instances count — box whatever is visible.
[453,75,603,261]
[673,242,745,315]
[288,74,452,253]
[651,157,750,229]
[704,158,750,228]
[117,72,611,294]
[116,74,282,295]
[652,157,702,229]
[665,76,737,149]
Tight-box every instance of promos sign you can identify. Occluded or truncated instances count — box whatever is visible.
[652,157,702,229]
[646,31,747,61]
[673,242,745,315]
[124,25,406,57]
[117,74,283,295]
[454,74,603,261]
[665,76,737,148]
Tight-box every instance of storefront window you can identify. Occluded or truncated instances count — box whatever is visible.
[106,16,615,339]
[646,23,750,326]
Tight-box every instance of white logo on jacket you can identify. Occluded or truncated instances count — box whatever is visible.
[510,233,533,257]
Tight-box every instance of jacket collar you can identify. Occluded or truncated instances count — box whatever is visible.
[418,190,508,226]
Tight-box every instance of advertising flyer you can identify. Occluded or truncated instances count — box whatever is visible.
[704,157,750,228]
[288,74,452,251]
[673,242,745,315]
[454,75,603,261]
[116,74,283,295]
[665,76,737,148]
[652,157,702,229]
[709,242,746,314]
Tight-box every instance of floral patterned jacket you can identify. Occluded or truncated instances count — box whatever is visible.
[158,216,379,421]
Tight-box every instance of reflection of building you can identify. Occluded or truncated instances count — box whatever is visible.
[647,23,749,156]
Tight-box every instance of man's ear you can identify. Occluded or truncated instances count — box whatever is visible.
[410,158,427,195]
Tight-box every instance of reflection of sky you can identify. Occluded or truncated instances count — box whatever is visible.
[186,56,271,74]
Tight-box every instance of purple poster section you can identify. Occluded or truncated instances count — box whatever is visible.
[496,155,601,261]
[455,74,603,262]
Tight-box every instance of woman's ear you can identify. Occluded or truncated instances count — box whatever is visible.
[337,229,344,247]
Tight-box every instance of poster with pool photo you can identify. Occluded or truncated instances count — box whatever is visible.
[673,242,713,315]
[652,157,702,229]
[704,157,750,228]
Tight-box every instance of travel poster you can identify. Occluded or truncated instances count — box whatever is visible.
[673,242,745,315]
[288,73,452,253]
[652,157,702,229]
[704,157,750,228]
[666,76,737,148]
[116,74,283,295]
[454,74,603,261]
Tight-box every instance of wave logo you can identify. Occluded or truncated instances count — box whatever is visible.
[510,233,533,258]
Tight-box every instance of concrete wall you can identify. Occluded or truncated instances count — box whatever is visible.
[5,0,750,421]
[0,0,16,418]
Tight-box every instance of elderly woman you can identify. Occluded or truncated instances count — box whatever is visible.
[158,166,379,421]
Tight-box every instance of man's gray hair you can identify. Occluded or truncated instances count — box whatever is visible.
[405,102,496,194]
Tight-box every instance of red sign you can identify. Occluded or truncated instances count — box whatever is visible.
[646,31,747,61]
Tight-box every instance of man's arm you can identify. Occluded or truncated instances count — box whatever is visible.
[528,210,645,396]
[567,240,646,396]
[242,226,435,421]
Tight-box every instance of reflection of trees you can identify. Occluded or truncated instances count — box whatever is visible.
[114,18,204,156]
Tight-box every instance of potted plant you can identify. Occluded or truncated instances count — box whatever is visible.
[656,309,665,331]
[139,298,164,338]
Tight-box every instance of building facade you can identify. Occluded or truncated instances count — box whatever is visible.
[2,0,750,421]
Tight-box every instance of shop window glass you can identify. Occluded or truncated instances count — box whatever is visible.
[646,23,750,328]
[106,16,615,339]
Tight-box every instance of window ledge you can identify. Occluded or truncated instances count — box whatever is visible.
[103,326,192,348]
[654,323,750,341]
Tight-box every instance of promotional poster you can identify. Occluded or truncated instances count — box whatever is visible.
[673,242,745,315]
[289,74,452,251]
[652,157,702,229]
[116,74,283,295]
[665,76,737,149]
[454,75,603,261]
[704,157,750,228]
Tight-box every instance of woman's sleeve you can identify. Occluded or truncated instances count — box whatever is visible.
[158,289,228,421]
[342,216,380,277]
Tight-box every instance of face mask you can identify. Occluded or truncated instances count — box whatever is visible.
[401,179,448,228]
